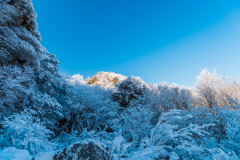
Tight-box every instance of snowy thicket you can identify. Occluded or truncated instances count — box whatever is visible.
[40,70,240,159]
[0,110,55,155]
[1,0,240,159]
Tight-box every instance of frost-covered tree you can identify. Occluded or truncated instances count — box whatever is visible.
[194,69,222,108]
[218,78,240,109]
[37,48,70,105]
[194,69,240,109]
[150,82,192,112]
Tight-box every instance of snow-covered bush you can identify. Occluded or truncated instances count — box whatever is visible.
[216,109,240,156]
[27,91,63,130]
[54,128,112,148]
[37,49,68,100]
[150,82,193,112]
[118,104,158,148]
[110,108,240,159]
[0,111,55,155]
[0,65,64,130]
[53,139,112,160]
[109,135,131,160]
[113,76,151,108]
[0,65,35,119]
[177,106,240,158]
[56,75,120,134]
[148,109,215,159]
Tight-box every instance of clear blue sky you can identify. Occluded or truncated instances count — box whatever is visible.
[32,0,240,86]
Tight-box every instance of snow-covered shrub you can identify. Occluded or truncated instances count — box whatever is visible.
[118,104,158,148]
[0,65,35,119]
[53,139,112,160]
[150,82,192,112]
[182,106,223,140]
[0,65,64,130]
[0,111,55,155]
[109,135,131,160]
[179,106,240,158]
[111,108,240,159]
[113,76,151,108]
[27,91,63,130]
[143,110,215,159]
[54,128,111,148]
[37,49,68,99]
[217,109,240,156]
[56,76,120,134]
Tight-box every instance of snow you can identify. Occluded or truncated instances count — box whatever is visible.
[0,147,32,160]
[34,151,56,160]
[113,147,168,160]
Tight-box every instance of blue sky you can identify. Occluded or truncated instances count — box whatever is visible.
[32,0,240,86]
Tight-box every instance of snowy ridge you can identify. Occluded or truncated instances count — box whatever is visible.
[86,71,127,88]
